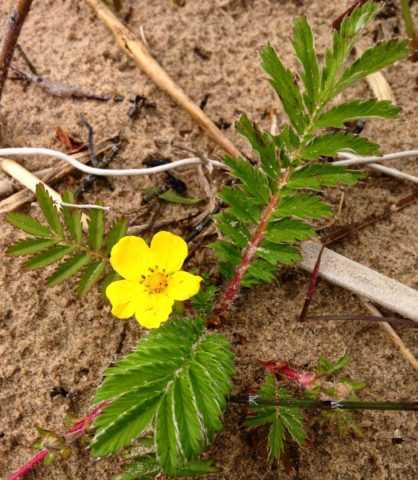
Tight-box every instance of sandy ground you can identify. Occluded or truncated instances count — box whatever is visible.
[0,0,417,478]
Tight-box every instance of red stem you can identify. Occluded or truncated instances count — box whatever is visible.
[7,400,110,480]
[0,0,34,103]
[211,192,280,320]
[8,449,49,480]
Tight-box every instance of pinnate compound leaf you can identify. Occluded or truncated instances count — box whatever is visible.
[91,317,234,475]
[62,191,82,242]
[7,238,56,256]
[246,374,306,461]
[261,45,307,134]
[47,253,91,287]
[6,212,51,237]
[315,100,400,129]
[301,133,379,161]
[24,245,74,269]
[36,184,63,236]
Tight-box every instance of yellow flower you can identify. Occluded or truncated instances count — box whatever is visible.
[106,231,202,329]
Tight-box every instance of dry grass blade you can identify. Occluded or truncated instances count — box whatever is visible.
[84,0,241,158]
[362,300,418,374]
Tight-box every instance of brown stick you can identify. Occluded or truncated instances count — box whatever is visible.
[0,0,34,102]
[11,67,111,101]
[84,0,241,158]
[362,300,418,374]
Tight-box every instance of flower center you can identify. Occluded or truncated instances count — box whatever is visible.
[143,270,168,294]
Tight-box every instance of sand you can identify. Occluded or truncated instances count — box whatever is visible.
[0,0,417,478]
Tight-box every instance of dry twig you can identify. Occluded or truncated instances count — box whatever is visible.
[11,67,111,101]
[84,0,241,158]
[362,300,418,374]
[0,0,33,102]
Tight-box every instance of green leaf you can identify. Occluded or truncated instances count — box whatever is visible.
[246,374,306,461]
[88,208,105,251]
[24,245,74,269]
[293,16,321,112]
[266,219,315,244]
[315,100,400,129]
[257,242,301,266]
[115,456,217,480]
[317,354,350,376]
[7,238,56,256]
[36,184,63,236]
[62,191,82,242]
[301,133,379,161]
[158,190,203,205]
[191,283,218,315]
[106,218,128,255]
[78,260,107,296]
[217,211,250,248]
[175,458,218,475]
[114,454,160,480]
[336,40,409,94]
[288,164,363,189]
[224,152,271,203]
[235,115,279,182]
[219,187,261,223]
[244,259,276,286]
[275,194,332,219]
[261,45,307,134]
[47,253,91,287]
[91,317,234,475]
[321,1,380,100]
[6,212,51,237]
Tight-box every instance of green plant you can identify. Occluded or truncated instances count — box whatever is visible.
[6,2,411,478]
[247,355,366,462]
[400,0,418,60]
[7,185,126,295]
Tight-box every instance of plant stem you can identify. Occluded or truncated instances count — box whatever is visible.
[0,0,34,103]
[211,191,282,320]
[7,401,110,480]
[400,0,418,49]
[231,395,418,411]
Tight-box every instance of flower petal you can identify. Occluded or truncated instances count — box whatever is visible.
[106,279,144,319]
[150,231,188,273]
[135,293,174,329]
[110,236,153,281]
[167,270,202,301]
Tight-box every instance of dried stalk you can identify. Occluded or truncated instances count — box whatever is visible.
[83,0,241,158]
[362,300,418,374]
[0,0,34,102]
[11,68,111,101]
